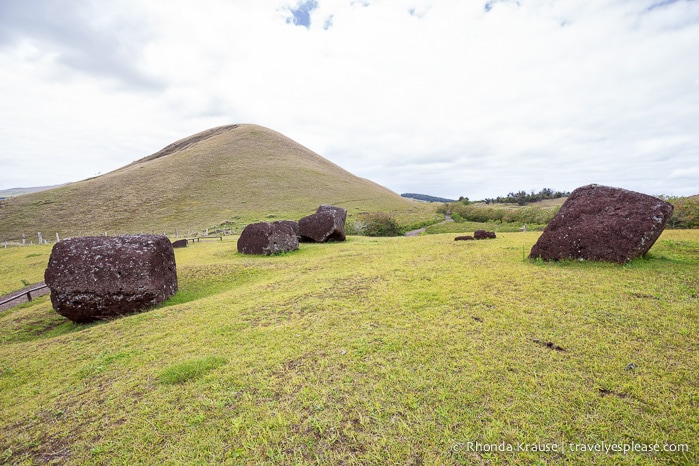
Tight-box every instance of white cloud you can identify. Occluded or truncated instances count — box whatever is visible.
[1,0,698,199]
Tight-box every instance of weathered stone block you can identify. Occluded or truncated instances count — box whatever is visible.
[44,235,178,323]
[299,205,347,242]
[237,221,299,255]
[529,184,673,263]
[275,220,300,239]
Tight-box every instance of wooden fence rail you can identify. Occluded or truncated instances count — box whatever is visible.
[0,284,50,309]
[3,229,238,248]
[186,236,223,243]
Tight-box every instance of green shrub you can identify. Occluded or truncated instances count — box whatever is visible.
[346,220,367,236]
[361,212,402,237]
[664,196,699,229]
[447,204,558,225]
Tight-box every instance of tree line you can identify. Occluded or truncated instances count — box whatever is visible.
[661,195,699,229]
[480,188,570,206]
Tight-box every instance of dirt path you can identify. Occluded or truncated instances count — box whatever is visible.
[404,213,453,237]
[404,227,427,237]
[0,282,50,312]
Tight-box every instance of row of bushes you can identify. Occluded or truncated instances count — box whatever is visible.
[440,196,699,229]
[664,196,699,229]
[440,203,560,225]
[347,206,558,236]
[481,188,570,206]
[349,205,557,237]
[347,212,403,237]
[342,194,699,237]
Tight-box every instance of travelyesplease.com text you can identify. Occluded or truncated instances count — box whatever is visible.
[451,441,690,455]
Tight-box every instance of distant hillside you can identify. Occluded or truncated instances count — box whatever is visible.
[0,124,430,239]
[401,193,456,203]
[0,185,64,199]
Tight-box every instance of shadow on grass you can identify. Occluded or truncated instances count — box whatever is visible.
[0,285,222,346]
[0,297,104,345]
[163,269,264,307]
[0,265,267,346]
[527,250,697,269]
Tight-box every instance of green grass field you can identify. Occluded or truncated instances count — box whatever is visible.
[1,230,698,465]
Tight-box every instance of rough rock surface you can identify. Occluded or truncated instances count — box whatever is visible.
[454,236,474,241]
[237,221,299,255]
[474,230,496,239]
[529,184,674,263]
[299,205,347,242]
[44,235,178,323]
[275,220,300,239]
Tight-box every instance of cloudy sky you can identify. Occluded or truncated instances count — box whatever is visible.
[1,0,698,200]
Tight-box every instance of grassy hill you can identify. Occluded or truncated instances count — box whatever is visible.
[0,124,432,240]
[0,185,64,199]
[1,230,698,464]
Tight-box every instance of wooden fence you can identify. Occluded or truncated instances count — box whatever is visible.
[0,284,49,309]
[2,227,242,248]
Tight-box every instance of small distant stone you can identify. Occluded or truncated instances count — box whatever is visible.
[454,236,474,241]
[474,230,496,240]
[171,239,188,248]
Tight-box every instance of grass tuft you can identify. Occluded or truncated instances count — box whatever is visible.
[157,355,228,385]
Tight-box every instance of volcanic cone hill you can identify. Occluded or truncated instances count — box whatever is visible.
[0,124,428,239]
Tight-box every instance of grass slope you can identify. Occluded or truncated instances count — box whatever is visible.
[0,124,431,239]
[0,186,64,199]
[1,231,698,465]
